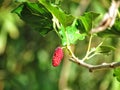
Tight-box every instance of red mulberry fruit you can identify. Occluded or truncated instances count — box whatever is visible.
[52,47,63,67]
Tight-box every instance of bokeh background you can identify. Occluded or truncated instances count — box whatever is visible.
[0,0,120,90]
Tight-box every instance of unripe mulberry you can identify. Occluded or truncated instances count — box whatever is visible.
[52,47,63,67]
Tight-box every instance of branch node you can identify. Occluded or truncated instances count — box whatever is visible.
[89,68,93,72]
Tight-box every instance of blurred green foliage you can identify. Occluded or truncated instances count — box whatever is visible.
[0,0,120,90]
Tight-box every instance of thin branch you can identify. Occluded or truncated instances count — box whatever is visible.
[87,53,98,60]
[91,0,120,33]
[82,35,93,61]
[66,41,120,72]
[82,37,104,61]
[70,56,120,72]
[52,15,62,39]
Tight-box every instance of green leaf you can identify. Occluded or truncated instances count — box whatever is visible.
[77,12,100,33]
[96,45,116,54]
[113,68,120,82]
[59,20,85,46]
[12,2,53,36]
[12,4,24,16]
[38,0,75,27]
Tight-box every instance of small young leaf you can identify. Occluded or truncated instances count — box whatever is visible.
[12,2,53,36]
[77,12,100,33]
[113,68,120,82]
[96,45,116,54]
[59,20,85,46]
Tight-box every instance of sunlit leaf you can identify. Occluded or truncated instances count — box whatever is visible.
[59,20,85,45]
[38,0,75,27]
